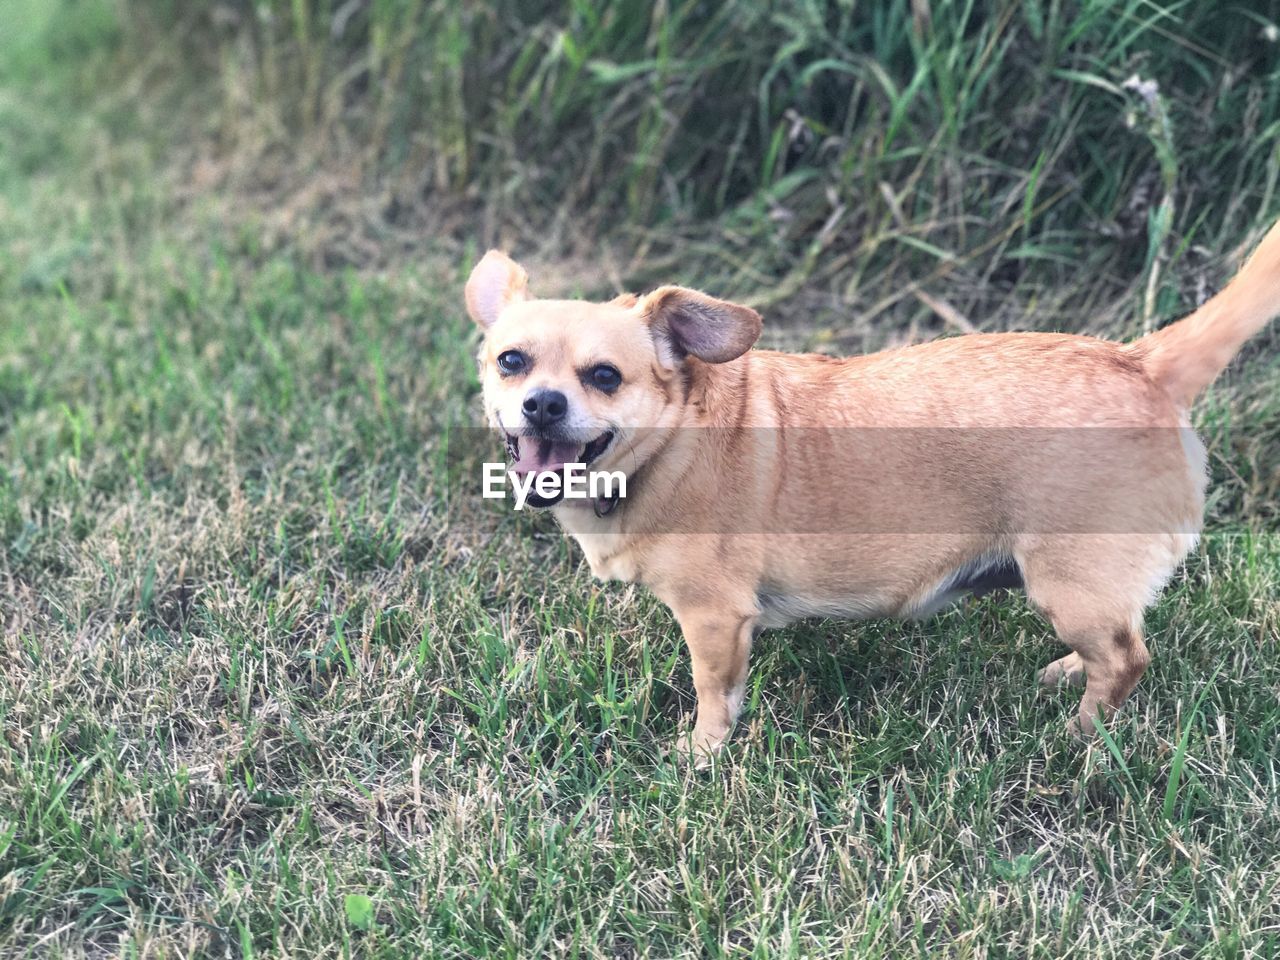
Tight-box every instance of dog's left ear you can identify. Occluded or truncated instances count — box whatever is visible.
[642,286,762,365]
[465,250,529,329]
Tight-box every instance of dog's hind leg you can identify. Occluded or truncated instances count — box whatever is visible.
[1059,618,1151,737]
[1017,535,1174,737]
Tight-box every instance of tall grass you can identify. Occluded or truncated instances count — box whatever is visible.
[110,0,1280,339]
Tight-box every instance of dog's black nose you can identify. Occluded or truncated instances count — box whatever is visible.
[522,388,568,427]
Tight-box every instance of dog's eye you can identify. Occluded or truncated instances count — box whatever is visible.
[497,350,528,376]
[588,364,622,393]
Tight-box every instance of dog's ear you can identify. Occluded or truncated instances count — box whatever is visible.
[465,250,529,329]
[642,286,762,365]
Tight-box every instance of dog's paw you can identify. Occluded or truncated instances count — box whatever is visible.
[1065,712,1102,741]
[1036,652,1086,689]
[672,726,729,769]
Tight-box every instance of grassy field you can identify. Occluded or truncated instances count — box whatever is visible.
[2,1,1280,957]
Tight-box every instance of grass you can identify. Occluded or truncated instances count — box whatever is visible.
[107,0,1280,338]
[1,0,1279,956]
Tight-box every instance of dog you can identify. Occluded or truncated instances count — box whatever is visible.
[465,219,1279,762]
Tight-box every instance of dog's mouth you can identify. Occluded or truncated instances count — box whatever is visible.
[503,430,615,507]
[504,430,614,476]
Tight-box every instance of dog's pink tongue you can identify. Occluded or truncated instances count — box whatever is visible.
[512,439,579,476]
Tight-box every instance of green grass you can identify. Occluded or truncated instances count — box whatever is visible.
[99,0,1280,339]
[2,1,1280,956]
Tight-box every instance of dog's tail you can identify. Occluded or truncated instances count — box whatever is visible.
[1136,217,1280,407]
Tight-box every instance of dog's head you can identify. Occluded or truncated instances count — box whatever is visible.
[466,250,762,505]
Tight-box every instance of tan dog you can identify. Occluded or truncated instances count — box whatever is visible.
[466,220,1280,761]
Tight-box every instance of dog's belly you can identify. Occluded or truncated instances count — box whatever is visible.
[904,552,1025,618]
[756,551,1026,627]
[755,589,892,628]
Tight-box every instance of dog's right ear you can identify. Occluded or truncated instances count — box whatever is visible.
[642,285,762,365]
[465,250,529,329]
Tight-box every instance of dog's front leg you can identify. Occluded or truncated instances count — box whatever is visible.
[672,608,756,765]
